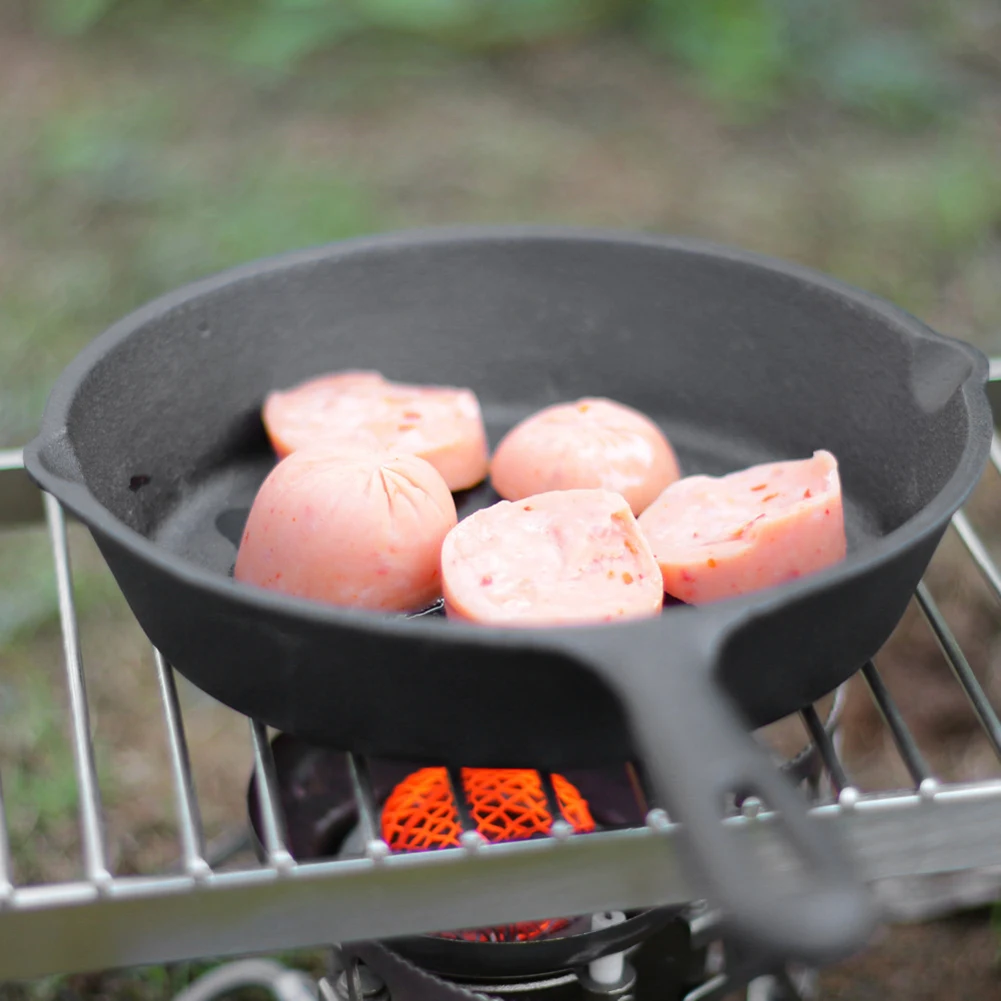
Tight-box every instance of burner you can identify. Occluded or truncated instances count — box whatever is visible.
[246,740,683,985]
[337,922,700,1001]
[248,689,844,1000]
[246,744,654,865]
[381,767,595,852]
[247,691,844,869]
[381,766,595,943]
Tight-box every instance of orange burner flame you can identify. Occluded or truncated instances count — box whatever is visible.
[381,767,595,942]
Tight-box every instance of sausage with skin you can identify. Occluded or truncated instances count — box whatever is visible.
[235,449,458,613]
[263,371,490,491]
[490,398,680,515]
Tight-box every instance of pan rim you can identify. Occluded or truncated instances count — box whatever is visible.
[23,223,993,652]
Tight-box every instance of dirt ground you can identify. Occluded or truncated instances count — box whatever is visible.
[820,911,1001,1001]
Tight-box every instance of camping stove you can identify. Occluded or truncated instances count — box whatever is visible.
[245,713,843,1001]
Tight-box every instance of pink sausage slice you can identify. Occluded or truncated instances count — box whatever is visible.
[235,450,458,613]
[442,489,663,626]
[637,450,847,604]
[263,370,490,491]
[490,398,680,515]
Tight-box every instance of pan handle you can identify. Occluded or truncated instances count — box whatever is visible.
[567,618,877,967]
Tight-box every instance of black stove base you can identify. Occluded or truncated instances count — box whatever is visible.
[340,917,705,1001]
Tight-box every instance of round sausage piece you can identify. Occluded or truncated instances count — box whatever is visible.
[490,398,680,515]
[442,489,663,626]
[234,450,457,613]
[637,450,846,604]
[263,370,489,491]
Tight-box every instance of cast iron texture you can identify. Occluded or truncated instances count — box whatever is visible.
[24,227,992,969]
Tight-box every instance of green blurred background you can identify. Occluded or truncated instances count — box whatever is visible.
[1,1,1000,997]
[2,0,1000,461]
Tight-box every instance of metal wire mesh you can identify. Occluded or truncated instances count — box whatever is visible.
[2,413,1001,979]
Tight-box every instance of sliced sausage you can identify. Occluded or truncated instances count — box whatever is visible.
[442,489,663,626]
[234,450,457,613]
[263,370,489,491]
[490,398,680,515]
[637,450,846,604]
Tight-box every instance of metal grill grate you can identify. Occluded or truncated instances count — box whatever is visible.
[3,369,1001,981]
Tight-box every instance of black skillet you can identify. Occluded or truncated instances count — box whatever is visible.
[23,227,992,967]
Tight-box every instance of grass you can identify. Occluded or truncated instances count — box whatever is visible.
[0,82,385,450]
[0,670,82,885]
[2,8,999,464]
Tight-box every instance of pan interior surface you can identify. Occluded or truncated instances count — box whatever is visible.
[60,232,970,614]
[152,406,882,607]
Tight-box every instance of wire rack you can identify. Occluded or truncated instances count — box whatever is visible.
[3,371,1001,983]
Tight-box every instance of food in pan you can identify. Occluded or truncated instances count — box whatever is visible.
[234,449,457,612]
[490,398,680,515]
[441,488,663,625]
[637,450,846,604]
[263,370,489,491]
[251,369,845,614]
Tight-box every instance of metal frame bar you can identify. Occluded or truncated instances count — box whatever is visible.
[0,771,12,905]
[4,392,1001,978]
[42,492,111,891]
[860,661,932,789]
[348,754,391,860]
[250,722,295,872]
[915,583,1001,758]
[445,765,488,851]
[538,771,574,839]
[155,650,211,881]
[799,706,848,794]
[951,509,1001,603]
